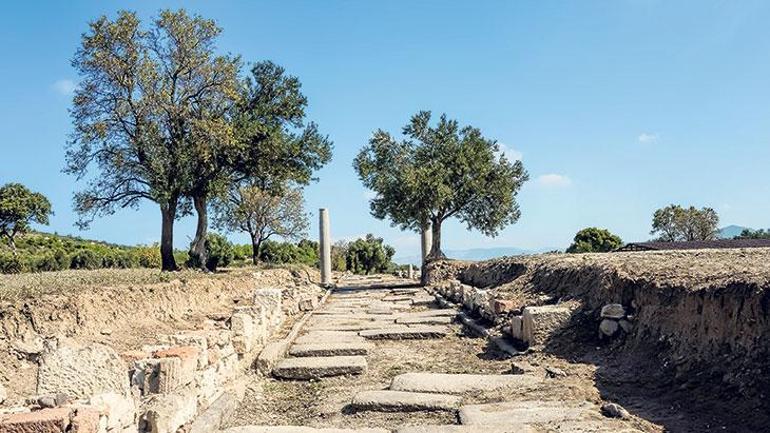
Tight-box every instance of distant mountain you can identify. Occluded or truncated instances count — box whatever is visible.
[394,246,555,265]
[717,225,750,239]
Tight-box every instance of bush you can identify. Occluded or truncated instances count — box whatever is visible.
[70,249,103,270]
[205,233,234,271]
[103,250,137,268]
[29,252,65,272]
[132,245,162,268]
[566,227,623,253]
[0,253,25,274]
[259,240,298,265]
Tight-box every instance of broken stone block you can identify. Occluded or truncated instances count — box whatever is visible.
[601,402,630,419]
[600,319,619,337]
[510,316,523,340]
[161,333,209,370]
[521,304,575,347]
[253,288,284,329]
[37,339,129,398]
[298,297,318,311]
[142,388,197,433]
[601,304,626,319]
[89,392,136,431]
[0,407,72,433]
[70,407,102,433]
[135,347,197,396]
[492,299,516,315]
[230,312,255,354]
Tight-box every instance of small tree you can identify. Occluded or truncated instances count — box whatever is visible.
[0,183,53,254]
[651,205,719,242]
[345,234,396,274]
[354,111,528,259]
[213,185,308,264]
[735,228,770,239]
[566,227,622,253]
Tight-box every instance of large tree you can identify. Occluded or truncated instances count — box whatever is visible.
[66,9,239,270]
[566,227,623,253]
[0,183,53,254]
[650,204,719,242]
[354,111,528,259]
[213,184,308,264]
[345,234,396,275]
[189,61,332,269]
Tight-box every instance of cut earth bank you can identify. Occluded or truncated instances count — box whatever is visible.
[0,266,326,432]
[427,248,770,433]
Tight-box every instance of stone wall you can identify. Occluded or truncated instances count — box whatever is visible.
[0,268,325,433]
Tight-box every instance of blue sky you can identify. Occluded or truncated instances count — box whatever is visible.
[2,1,770,258]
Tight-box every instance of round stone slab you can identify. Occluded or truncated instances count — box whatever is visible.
[272,356,367,380]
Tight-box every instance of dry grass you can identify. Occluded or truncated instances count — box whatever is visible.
[0,267,255,303]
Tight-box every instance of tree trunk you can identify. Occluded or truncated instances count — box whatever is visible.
[428,218,446,259]
[160,202,178,272]
[250,233,261,265]
[189,193,209,271]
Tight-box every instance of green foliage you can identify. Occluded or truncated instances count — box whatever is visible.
[345,234,396,275]
[70,249,103,270]
[0,183,53,252]
[735,228,770,239]
[651,204,719,242]
[0,253,24,274]
[354,111,528,258]
[295,239,319,267]
[331,241,348,272]
[259,239,299,265]
[203,233,235,271]
[566,227,623,253]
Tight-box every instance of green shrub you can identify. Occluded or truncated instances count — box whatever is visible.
[132,245,162,268]
[70,249,103,270]
[103,250,137,268]
[204,233,234,271]
[0,253,25,274]
[29,252,66,272]
[259,240,298,264]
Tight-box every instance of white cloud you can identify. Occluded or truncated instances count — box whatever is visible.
[497,142,523,161]
[53,79,77,95]
[535,174,572,188]
[638,132,658,144]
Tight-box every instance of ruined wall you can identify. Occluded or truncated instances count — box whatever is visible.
[0,267,325,433]
[427,249,770,400]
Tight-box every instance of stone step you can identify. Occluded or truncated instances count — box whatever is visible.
[411,296,436,306]
[398,309,458,317]
[390,373,542,394]
[359,326,450,340]
[294,332,364,345]
[458,400,593,425]
[222,427,389,433]
[272,356,368,380]
[396,426,536,433]
[289,341,372,357]
[350,390,462,412]
[395,316,452,325]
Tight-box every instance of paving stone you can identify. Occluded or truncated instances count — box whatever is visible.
[459,400,593,425]
[294,332,364,345]
[397,426,536,433]
[359,326,450,340]
[222,428,389,433]
[389,373,542,394]
[273,356,367,380]
[312,322,401,332]
[0,407,72,433]
[399,309,458,317]
[351,390,462,412]
[395,316,452,325]
[538,420,643,432]
[289,341,372,357]
[411,296,436,306]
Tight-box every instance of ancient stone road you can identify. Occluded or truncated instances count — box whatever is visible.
[223,275,649,433]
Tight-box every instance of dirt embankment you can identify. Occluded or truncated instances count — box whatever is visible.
[0,266,322,404]
[427,249,770,432]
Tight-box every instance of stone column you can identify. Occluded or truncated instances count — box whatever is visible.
[420,226,432,283]
[408,264,414,280]
[319,208,332,286]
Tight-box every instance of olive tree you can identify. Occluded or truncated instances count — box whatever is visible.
[566,227,623,253]
[650,204,719,242]
[213,184,308,264]
[0,183,53,253]
[66,9,239,270]
[354,111,528,259]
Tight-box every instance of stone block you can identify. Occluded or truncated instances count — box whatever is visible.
[252,288,284,329]
[492,299,517,315]
[88,392,136,431]
[142,388,197,433]
[37,339,129,399]
[70,407,101,433]
[510,316,523,340]
[0,407,72,433]
[521,304,576,347]
[601,304,625,319]
[298,297,318,311]
[230,313,255,354]
[162,333,209,369]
